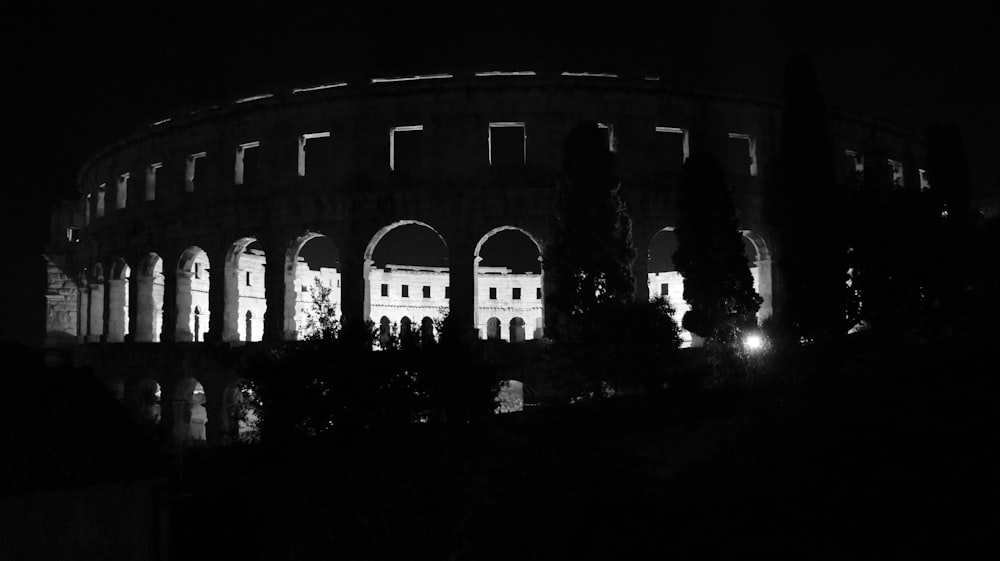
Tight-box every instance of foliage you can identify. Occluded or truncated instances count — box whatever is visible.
[763,54,849,340]
[546,120,636,338]
[549,297,683,398]
[673,154,762,342]
[302,276,340,341]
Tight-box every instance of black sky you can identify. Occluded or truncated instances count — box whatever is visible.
[5,2,998,346]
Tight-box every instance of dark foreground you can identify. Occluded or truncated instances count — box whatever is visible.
[170,337,998,559]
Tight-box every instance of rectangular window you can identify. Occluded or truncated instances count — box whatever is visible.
[298,132,332,177]
[489,287,497,300]
[536,287,541,299]
[146,162,162,201]
[194,262,202,279]
[597,122,616,152]
[390,125,423,171]
[512,287,521,300]
[661,283,669,296]
[655,127,689,170]
[381,283,388,297]
[235,141,260,185]
[186,152,206,192]
[488,122,526,165]
[726,133,758,176]
[246,271,252,286]
[445,286,450,299]
[919,168,929,191]
[301,285,309,292]
[66,227,80,242]
[423,285,431,298]
[888,159,904,188]
[116,173,129,210]
[401,284,409,298]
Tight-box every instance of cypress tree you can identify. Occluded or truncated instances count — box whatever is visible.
[763,55,848,340]
[673,154,762,342]
[546,120,636,338]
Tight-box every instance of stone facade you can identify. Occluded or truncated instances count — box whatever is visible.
[42,70,920,446]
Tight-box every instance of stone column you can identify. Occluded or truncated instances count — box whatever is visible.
[448,240,477,342]
[339,251,366,328]
[263,237,287,344]
[633,233,650,304]
[133,273,154,342]
[174,271,194,342]
[105,279,126,342]
[221,247,241,343]
[205,246,228,344]
[87,284,104,342]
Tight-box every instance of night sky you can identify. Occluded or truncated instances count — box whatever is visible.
[5,3,998,347]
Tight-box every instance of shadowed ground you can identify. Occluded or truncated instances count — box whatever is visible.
[168,337,998,559]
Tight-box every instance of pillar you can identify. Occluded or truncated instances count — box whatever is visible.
[105,279,126,342]
[263,237,287,344]
[87,284,104,342]
[339,251,366,327]
[174,271,194,342]
[632,233,650,304]
[448,240,477,342]
[206,246,227,343]
[133,274,154,342]
[221,247,241,342]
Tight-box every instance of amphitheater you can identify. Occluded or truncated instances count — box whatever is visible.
[43,69,920,445]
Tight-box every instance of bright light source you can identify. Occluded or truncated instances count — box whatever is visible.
[743,333,764,352]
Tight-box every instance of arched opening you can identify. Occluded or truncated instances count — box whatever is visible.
[177,246,210,342]
[107,258,131,342]
[509,317,526,342]
[496,380,524,413]
[222,380,259,443]
[486,317,501,340]
[364,221,448,347]
[474,227,543,341]
[225,237,267,342]
[129,379,161,426]
[378,316,392,349]
[647,228,693,347]
[741,230,773,322]
[286,233,341,340]
[174,378,207,443]
[420,316,435,346]
[399,316,414,348]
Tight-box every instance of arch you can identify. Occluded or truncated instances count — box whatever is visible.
[106,258,131,342]
[378,316,392,349]
[174,378,207,443]
[128,378,161,426]
[224,237,266,342]
[496,380,524,413]
[509,317,526,343]
[176,246,210,342]
[362,219,448,320]
[420,316,435,345]
[741,230,773,322]
[474,226,544,340]
[245,310,254,342]
[486,317,501,340]
[285,232,341,340]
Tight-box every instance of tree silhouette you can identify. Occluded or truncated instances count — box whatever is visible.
[545,120,636,338]
[763,55,848,340]
[673,154,762,342]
